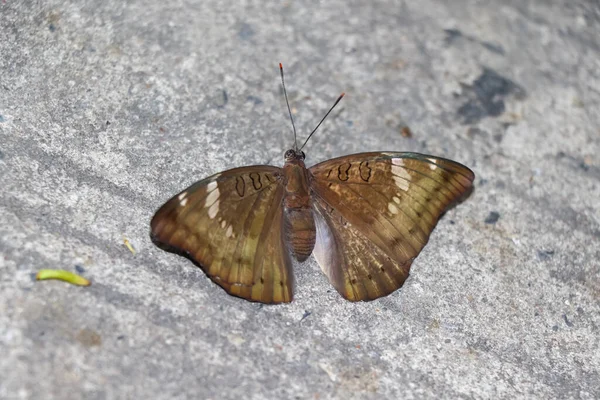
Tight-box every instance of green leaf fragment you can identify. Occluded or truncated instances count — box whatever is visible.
[35,269,91,286]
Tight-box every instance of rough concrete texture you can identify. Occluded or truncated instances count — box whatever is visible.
[1,0,599,399]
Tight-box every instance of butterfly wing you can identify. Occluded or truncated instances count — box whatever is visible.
[309,152,474,301]
[150,166,294,303]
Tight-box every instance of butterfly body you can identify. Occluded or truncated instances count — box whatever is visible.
[151,150,474,304]
[282,149,317,262]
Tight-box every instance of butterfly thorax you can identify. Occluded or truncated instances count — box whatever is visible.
[282,152,316,262]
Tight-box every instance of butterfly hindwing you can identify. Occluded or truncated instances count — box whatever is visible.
[312,197,413,301]
[309,152,475,301]
[150,166,294,303]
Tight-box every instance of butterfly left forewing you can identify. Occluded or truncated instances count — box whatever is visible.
[309,152,474,301]
[150,166,294,303]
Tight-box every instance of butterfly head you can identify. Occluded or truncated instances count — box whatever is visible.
[284,149,306,162]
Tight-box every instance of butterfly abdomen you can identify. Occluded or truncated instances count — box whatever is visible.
[283,207,315,262]
[283,158,317,262]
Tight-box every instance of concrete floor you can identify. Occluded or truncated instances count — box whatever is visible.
[1,0,599,399]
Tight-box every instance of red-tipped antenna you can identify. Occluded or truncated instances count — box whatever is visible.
[279,63,299,151]
[299,92,345,151]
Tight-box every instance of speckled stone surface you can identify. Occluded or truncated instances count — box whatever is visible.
[1,1,599,399]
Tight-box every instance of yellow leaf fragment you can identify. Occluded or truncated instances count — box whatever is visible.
[35,269,91,286]
[123,237,136,255]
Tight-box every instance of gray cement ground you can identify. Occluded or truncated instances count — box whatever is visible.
[1,1,599,399]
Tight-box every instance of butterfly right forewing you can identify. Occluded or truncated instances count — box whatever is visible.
[309,152,475,301]
[150,166,294,303]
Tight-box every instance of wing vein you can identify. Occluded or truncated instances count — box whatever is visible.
[346,181,437,225]
[229,183,271,286]
[340,184,418,255]
[257,185,286,301]
[315,183,417,259]
[352,182,430,242]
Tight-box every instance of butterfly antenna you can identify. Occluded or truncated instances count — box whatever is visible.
[299,92,345,151]
[279,63,299,151]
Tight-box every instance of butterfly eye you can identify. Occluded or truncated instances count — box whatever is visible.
[300,151,306,159]
[284,149,295,159]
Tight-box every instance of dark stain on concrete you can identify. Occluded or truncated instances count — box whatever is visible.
[444,28,463,46]
[484,211,500,224]
[457,68,526,124]
[537,250,555,261]
[562,314,574,327]
[215,89,228,108]
[444,29,505,55]
[238,22,255,40]
[246,95,263,105]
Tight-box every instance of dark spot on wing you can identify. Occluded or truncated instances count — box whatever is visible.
[265,173,277,183]
[391,237,403,247]
[359,161,372,182]
[249,172,262,190]
[235,176,246,197]
[338,163,351,181]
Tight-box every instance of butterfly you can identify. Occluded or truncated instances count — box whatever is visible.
[150,64,474,303]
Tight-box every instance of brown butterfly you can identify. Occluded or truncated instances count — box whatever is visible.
[150,64,474,303]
